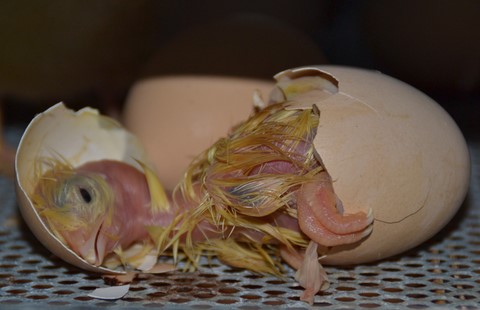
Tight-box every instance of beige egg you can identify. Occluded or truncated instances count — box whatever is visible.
[15,103,149,274]
[272,66,470,264]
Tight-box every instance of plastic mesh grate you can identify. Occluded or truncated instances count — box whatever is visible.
[1,126,479,309]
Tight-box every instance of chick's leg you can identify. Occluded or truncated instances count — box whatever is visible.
[296,171,373,247]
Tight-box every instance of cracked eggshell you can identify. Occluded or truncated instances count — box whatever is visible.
[15,103,148,274]
[274,66,470,265]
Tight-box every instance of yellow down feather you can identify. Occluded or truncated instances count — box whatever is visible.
[150,103,321,275]
[136,160,170,213]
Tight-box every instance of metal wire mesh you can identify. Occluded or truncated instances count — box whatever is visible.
[1,126,479,309]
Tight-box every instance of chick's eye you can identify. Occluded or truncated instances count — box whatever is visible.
[51,173,111,225]
[78,187,93,204]
[56,175,99,208]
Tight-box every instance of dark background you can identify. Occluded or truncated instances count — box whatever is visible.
[1,0,478,138]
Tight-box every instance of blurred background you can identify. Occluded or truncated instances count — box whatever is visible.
[0,0,478,136]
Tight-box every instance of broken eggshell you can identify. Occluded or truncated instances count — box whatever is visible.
[273,66,470,264]
[15,102,149,274]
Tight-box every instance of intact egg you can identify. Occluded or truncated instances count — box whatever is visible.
[15,103,148,274]
[272,66,470,264]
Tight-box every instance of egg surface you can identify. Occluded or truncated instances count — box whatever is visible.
[273,66,470,264]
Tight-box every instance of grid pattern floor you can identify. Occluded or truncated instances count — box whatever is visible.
[1,127,479,309]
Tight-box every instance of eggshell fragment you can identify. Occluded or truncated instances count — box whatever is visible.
[273,66,470,264]
[15,103,149,274]
[88,284,130,300]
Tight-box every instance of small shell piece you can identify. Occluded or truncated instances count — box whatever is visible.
[15,103,148,274]
[274,66,471,264]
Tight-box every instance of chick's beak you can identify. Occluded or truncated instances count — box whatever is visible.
[63,220,115,267]
[79,224,107,266]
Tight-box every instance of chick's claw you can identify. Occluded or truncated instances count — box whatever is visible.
[296,171,373,247]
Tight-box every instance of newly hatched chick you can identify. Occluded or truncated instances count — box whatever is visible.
[32,102,372,304]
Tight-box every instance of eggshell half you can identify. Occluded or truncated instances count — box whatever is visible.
[15,103,148,274]
[274,66,470,264]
